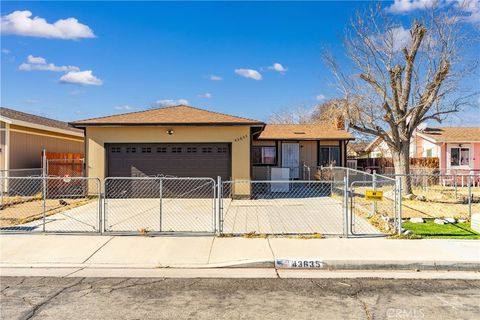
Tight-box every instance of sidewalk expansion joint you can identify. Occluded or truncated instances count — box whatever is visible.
[81,236,115,264]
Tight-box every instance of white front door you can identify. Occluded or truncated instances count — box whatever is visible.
[282,143,300,179]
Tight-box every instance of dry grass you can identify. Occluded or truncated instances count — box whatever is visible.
[219,232,325,239]
[0,197,95,227]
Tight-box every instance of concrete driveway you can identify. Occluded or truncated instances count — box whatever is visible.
[2,196,380,235]
[222,197,380,235]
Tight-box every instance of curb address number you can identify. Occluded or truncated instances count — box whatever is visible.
[275,259,325,269]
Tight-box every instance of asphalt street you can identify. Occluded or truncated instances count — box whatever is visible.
[1,277,479,320]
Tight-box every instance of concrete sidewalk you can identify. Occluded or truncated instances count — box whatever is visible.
[1,235,479,276]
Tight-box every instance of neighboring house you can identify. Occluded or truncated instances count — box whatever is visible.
[0,107,84,173]
[365,136,416,159]
[415,127,480,173]
[347,142,369,159]
[70,105,353,188]
[360,126,480,174]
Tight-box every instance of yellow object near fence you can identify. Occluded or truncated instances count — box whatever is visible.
[365,190,383,201]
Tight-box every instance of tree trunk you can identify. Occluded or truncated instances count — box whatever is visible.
[392,143,413,195]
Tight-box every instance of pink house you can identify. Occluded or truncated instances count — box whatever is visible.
[414,127,480,174]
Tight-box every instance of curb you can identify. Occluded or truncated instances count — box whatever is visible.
[1,260,479,271]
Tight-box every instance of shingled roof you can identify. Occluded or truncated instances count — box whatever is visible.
[257,124,354,140]
[71,105,264,126]
[1,107,82,134]
[419,127,480,142]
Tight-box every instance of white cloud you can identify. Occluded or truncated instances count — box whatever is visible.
[457,0,480,23]
[316,94,326,101]
[369,26,412,52]
[234,68,262,80]
[386,0,436,13]
[390,26,412,51]
[25,99,38,104]
[114,105,134,111]
[19,55,80,72]
[60,70,103,86]
[0,10,95,39]
[1,49,10,54]
[386,0,480,24]
[155,99,189,107]
[198,93,212,98]
[268,62,287,74]
[209,75,223,81]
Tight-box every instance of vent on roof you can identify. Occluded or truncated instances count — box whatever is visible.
[294,131,306,134]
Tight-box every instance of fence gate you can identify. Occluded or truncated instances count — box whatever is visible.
[348,176,400,236]
[0,177,101,233]
[103,177,216,234]
[220,180,347,236]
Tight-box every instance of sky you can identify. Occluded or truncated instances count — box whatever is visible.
[1,1,479,126]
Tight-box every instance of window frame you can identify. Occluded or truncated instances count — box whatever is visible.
[252,145,278,166]
[448,145,471,169]
[317,146,341,167]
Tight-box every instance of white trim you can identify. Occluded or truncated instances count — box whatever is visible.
[0,116,83,138]
[447,143,472,170]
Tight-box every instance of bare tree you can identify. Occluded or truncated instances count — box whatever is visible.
[269,100,344,125]
[325,3,478,193]
[268,105,317,124]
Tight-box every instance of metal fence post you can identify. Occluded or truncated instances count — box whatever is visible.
[97,178,102,234]
[468,175,472,219]
[216,176,222,235]
[159,177,163,232]
[372,170,377,216]
[397,176,402,234]
[343,176,349,238]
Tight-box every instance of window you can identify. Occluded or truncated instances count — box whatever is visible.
[450,147,470,167]
[252,146,276,165]
[202,147,212,153]
[156,147,167,153]
[217,147,227,153]
[141,147,151,153]
[111,147,121,153]
[318,147,341,166]
[126,147,136,153]
[172,147,182,153]
[426,149,432,157]
[187,147,197,153]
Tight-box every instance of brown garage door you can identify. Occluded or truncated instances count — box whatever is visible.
[107,143,231,180]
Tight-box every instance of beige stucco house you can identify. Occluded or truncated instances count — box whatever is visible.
[0,107,84,175]
[71,105,354,184]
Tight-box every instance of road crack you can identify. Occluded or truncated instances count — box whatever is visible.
[19,277,85,320]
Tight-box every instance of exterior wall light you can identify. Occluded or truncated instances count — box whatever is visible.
[166,129,174,135]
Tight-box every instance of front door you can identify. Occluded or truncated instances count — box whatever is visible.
[282,142,300,179]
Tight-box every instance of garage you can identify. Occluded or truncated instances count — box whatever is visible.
[107,143,231,180]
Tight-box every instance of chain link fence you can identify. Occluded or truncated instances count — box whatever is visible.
[104,177,216,234]
[47,158,85,177]
[0,177,101,233]
[384,173,479,221]
[1,168,405,237]
[220,179,349,236]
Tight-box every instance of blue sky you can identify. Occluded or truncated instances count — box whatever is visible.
[1,1,479,125]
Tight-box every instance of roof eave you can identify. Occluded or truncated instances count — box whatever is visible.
[257,137,355,141]
[70,122,265,128]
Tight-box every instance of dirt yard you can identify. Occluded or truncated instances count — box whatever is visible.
[0,198,94,228]
[350,185,479,220]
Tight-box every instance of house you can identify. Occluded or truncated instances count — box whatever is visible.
[357,126,480,174]
[70,105,354,188]
[0,107,84,175]
[414,127,480,173]
[252,124,353,180]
